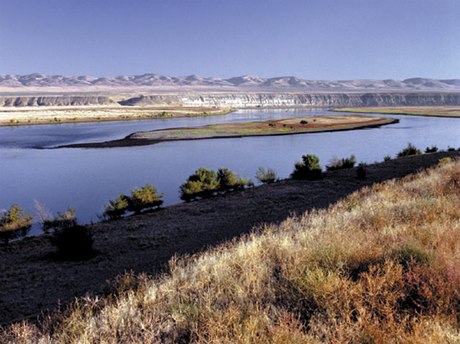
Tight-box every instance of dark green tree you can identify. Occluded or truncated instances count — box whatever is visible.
[291,154,322,180]
[180,168,219,201]
[104,194,130,220]
[128,184,163,214]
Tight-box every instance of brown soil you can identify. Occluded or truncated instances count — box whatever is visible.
[0,150,458,326]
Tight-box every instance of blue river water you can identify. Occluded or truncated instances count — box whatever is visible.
[0,108,459,235]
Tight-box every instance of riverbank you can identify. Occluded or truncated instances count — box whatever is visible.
[0,105,233,126]
[0,149,458,326]
[334,106,460,118]
[60,115,397,148]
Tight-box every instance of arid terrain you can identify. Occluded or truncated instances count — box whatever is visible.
[335,106,460,118]
[0,150,458,328]
[1,74,460,127]
[0,105,232,126]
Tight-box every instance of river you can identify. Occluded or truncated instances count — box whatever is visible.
[0,108,459,235]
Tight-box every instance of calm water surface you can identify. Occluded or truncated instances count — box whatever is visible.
[1,108,459,235]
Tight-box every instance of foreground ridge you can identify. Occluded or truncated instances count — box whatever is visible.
[1,152,460,342]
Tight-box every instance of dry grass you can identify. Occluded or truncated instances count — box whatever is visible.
[2,159,460,343]
[0,106,232,126]
[335,106,460,118]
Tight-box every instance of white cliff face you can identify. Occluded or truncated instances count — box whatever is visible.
[119,93,460,108]
[1,92,460,108]
[0,96,115,107]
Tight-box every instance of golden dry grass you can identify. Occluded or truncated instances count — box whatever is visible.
[2,159,460,343]
[335,106,460,118]
[0,106,232,126]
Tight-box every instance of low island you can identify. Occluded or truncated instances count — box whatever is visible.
[62,114,398,148]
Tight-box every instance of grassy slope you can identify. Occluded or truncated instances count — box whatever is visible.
[335,106,460,118]
[3,159,460,343]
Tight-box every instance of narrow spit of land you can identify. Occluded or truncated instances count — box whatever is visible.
[0,105,233,126]
[62,114,397,148]
[334,106,460,118]
[0,150,458,326]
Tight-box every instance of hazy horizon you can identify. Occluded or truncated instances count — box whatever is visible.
[0,0,459,79]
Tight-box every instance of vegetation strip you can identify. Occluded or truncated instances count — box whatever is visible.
[2,151,460,342]
[60,115,397,148]
[0,150,458,330]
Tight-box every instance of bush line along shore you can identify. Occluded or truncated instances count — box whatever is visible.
[1,148,460,342]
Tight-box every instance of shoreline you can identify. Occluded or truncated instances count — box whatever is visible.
[59,116,398,148]
[0,150,458,325]
[0,106,234,127]
[333,106,460,118]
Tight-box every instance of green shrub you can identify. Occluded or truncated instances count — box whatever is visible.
[326,155,356,171]
[291,154,322,180]
[104,194,130,220]
[425,145,438,153]
[447,146,456,152]
[397,143,422,158]
[255,167,277,184]
[438,157,452,166]
[43,208,77,231]
[383,155,392,162]
[356,162,367,180]
[0,204,33,244]
[217,168,252,191]
[51,225,94,260]
[180,168,219,201]
[128,184,163,214]
[180,167,251,201]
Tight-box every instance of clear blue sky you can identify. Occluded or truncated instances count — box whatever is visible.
[0,0,459,79]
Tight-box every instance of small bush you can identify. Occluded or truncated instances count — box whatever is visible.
[256,167,277,184]
[383,155,392,162]
[104,194,130,220]
[326,155,356,171]
[217,168,246,191]
[43,208,77,231]
[291,154,322,180]
[128,184,163,214]
[0,204,33,244]
[438,157,452,166]
[51,225,94,260]
[390,243,433,267]
[300,120,308,125]
[425,145,438,153]
[397,143,422,158]
[180,167,251,201]
[180,168,219,201]
[447,146,456,152]
[356,162,367,180]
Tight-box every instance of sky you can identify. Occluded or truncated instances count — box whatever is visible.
[0,0,459,79]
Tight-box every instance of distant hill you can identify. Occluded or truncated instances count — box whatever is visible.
[1,73,460,92]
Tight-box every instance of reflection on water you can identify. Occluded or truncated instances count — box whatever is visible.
[0,108,459,236]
